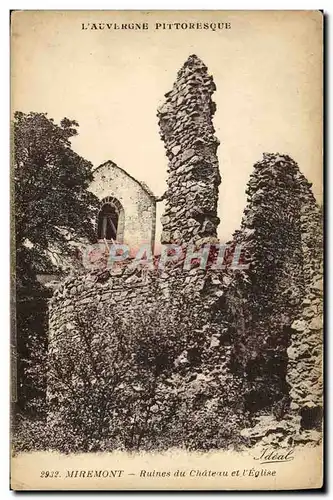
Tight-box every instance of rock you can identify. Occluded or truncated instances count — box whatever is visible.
[291,319,307,332]
[171,145,181,156]
[312,278,323,292]
[161,230,171,243]
[309,316,322,330]
[210,335,220,348]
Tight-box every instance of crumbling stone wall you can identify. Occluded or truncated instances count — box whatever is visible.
[47,56,323,450]
[287,271,323,429]
[286,196,323,430]
[228,153,323,422]
[47,56,238,448]
[48,267,157,345]
[158,55,221,246]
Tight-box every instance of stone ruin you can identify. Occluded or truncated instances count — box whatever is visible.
[158,55,221,247]
[47,55,323,448]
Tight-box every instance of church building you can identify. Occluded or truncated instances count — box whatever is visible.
[89,160,156,252]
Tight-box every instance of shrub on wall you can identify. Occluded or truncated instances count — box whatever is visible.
[45,284,248,453]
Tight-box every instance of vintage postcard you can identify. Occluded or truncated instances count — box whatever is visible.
[10,10,323,490]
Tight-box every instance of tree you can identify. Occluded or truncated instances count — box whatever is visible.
[14,112,99,276]
[13,112,99,416]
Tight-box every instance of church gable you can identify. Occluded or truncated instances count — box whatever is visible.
[89,161,156,250]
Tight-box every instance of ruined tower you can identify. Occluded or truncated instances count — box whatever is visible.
[158,55,221,247]
[230,153,323,430]
[46,57,323,451]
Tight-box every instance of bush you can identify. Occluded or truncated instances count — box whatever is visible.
[45,285,249,453]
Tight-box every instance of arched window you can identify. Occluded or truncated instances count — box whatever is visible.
[98,204,118,240]
[97,197,125,242]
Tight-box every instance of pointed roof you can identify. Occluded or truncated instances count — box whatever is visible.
[92,160,156,200]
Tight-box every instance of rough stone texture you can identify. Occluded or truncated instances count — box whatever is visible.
[286,267,323,428]
[48,265,157,345]
[240,414,321,448]
[286,163,323,427]
[157,55,221,246]
[90,160,156,250]
[229,153,323,425]
[47,58,323,448]
[48,56,232,421]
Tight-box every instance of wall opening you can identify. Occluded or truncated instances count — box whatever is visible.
[98,204,118,240]
[97,197,125,242]
[300,406,322,431]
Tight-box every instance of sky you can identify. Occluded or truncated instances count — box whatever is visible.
[11,10,323,242]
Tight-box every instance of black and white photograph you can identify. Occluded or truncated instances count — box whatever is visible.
[10,10,323,490]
